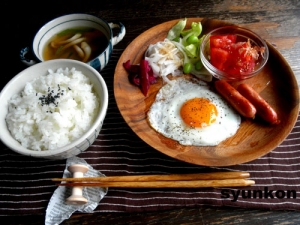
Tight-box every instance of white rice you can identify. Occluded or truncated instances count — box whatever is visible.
[5,67,100,151]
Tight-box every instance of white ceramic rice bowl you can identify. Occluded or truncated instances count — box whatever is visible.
[0,59,108,159]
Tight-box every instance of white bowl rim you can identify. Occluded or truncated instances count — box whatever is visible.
[33,13,112,62]
[0,59,108,157]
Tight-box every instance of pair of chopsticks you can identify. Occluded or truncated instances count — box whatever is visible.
[52,171,254,188]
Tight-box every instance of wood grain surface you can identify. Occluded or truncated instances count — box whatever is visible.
[114,18,299,167]
[2,0,300,224]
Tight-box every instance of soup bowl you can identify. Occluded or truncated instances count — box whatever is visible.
[20,14,126,71]
[0,59,108,159]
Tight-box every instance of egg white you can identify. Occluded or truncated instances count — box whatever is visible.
[147,77,241,146]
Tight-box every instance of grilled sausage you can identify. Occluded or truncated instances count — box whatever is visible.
[214,80,256,118]
[237,83,280,124]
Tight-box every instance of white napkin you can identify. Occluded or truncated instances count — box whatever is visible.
[45,156,108,225]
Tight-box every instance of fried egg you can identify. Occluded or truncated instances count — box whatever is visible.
[147,77,241,146]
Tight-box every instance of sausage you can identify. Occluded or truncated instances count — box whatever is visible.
[214,80,257,118]
[237,83,280,124]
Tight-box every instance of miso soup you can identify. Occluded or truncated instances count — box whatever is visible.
[43,27,108,62]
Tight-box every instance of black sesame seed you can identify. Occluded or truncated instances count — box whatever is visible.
[38,85,64,108]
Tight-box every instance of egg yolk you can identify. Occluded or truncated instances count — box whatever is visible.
[180,98,218,128]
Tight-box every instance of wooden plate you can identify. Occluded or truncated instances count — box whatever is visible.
[114,18,299,166]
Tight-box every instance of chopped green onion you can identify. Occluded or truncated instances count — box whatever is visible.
[55,46,64,55]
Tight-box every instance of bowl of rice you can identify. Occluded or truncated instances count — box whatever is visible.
[0,59,108,159]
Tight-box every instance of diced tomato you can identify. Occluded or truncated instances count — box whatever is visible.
[210,35,237,49]
[210,47,229,71]
[209,35,260,76]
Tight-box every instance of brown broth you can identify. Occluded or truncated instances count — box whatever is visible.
[43,27,108,62]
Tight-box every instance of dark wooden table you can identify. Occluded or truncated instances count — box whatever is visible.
[3,0,300,224]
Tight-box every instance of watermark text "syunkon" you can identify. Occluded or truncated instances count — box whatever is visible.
[221,187,296,202]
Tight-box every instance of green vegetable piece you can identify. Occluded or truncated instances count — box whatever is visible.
[195,60,203,70]
[181,22,202,38]
[180,22,202,57]
[55,46,64,55]
[67,52,73,58]
[172,37,180,42]
[183,63,192,74]
[167,18,187,41]
[187,34,199,45]
[166,20,204,77]
[185,44,198,58]
[191,22,202,37]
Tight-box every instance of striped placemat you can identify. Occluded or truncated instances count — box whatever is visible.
[1,49,300,215]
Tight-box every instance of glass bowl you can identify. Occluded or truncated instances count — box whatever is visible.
[200,26,269,81]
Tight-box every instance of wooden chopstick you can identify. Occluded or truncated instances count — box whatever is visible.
[52,171,250,182]
[52,171,254,188]
[56,179,255,188]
